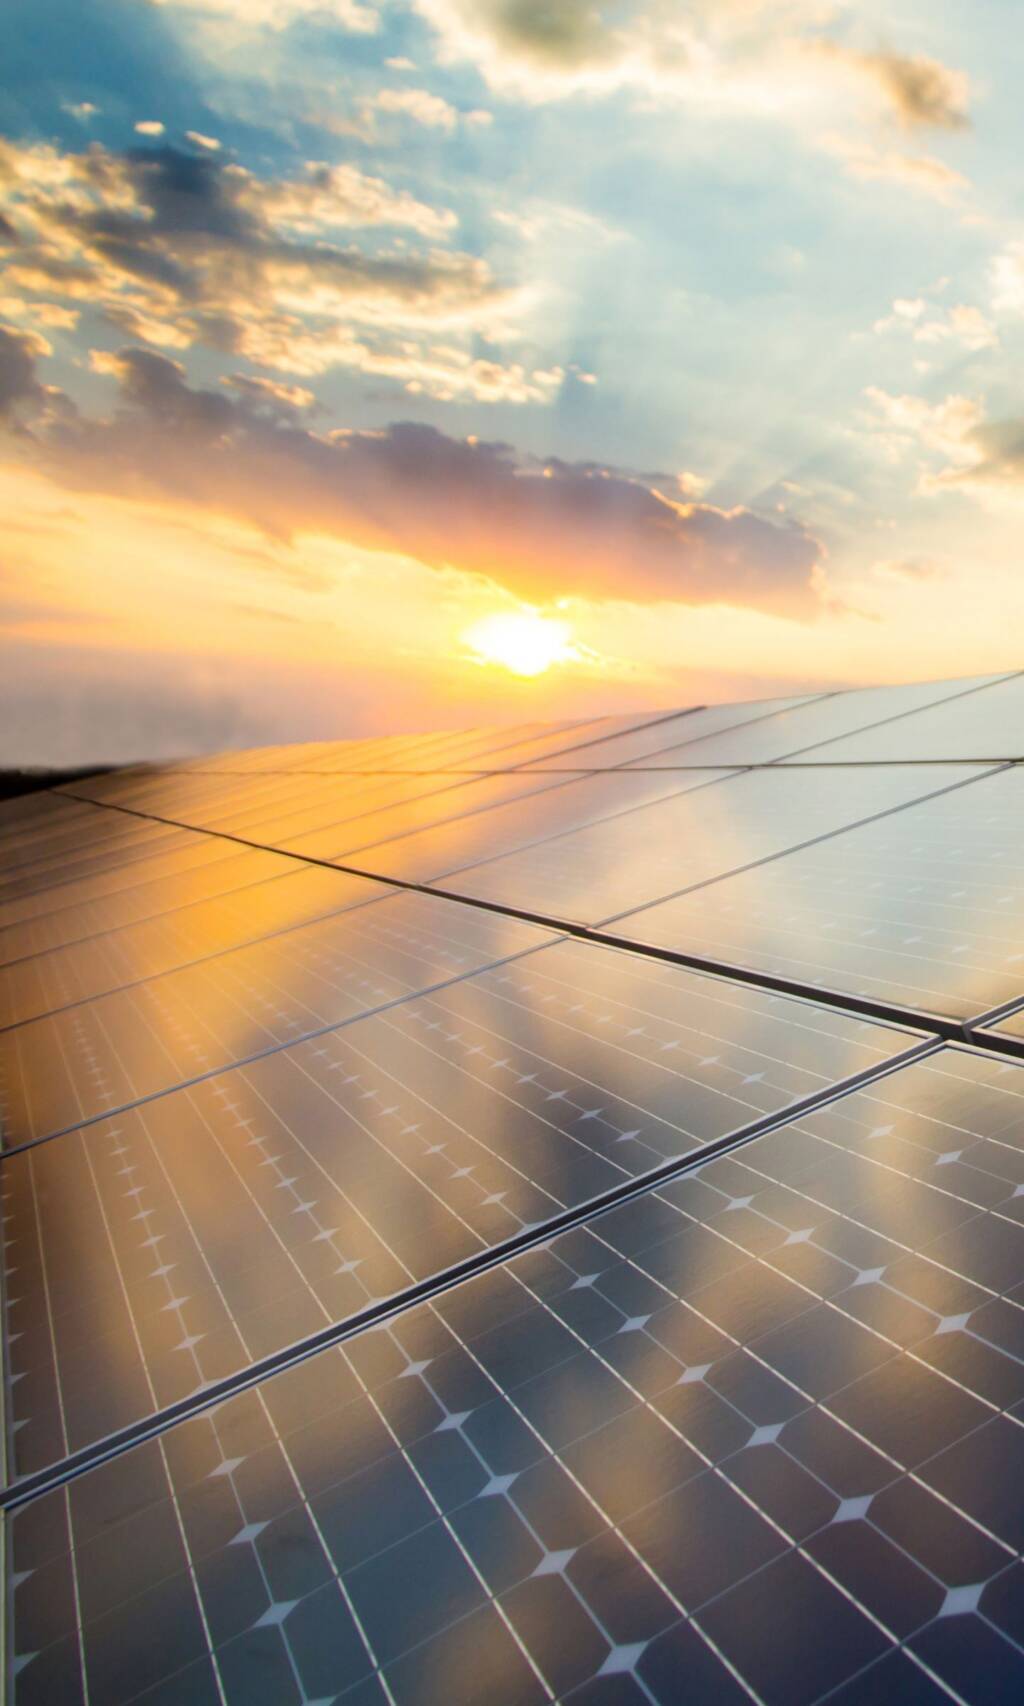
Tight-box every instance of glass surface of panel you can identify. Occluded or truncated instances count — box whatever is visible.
[0,940,913,1476]
[526,693,821,769]
[0,829,244,931]
[0,863,384,1029]
[776,670,1024,762]
[620,674,1005,769]
[0,803,164,878]
[0,894,557,1145]
[435,763,988,926]
[344,769,732,885]
[0,815,204,911]
[11,1045,1024,1705]
[265,771,574,862]
[620,762,1024,1019]
[985,1005,1024,1041]
[406,713,669,776]
[0,791,85,842]
[0,845,323,967]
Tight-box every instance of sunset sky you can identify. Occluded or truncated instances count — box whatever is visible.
[3,0,1024,763]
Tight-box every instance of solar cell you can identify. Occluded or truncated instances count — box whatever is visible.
[617,761,1024,1019]
[775,669,1024,763]
[1,940,916,1478]
[984,1005,1024,1042]
[272,772,583,864]
[0,845,346,966]
[0,863,385,1029]
[421,763,991,925]
[0,815,218,912]
[518,693,821,770]
[0,829,252,931]
[615,673,1008,769]
[9,1043,1024,1704]
[0,891,557,1145]
[341,767,733,886]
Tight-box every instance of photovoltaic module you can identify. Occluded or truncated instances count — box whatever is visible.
[4,670,1024,1703]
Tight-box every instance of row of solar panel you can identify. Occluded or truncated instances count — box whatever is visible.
[6,675,1024,1702]
[3,747,1024,1120]
[145,669,1024,774]
[8,1034,1024,1703]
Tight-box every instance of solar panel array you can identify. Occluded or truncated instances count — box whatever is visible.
[4,669,1024,1704]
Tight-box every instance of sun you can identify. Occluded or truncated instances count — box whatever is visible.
[464,610,575,677]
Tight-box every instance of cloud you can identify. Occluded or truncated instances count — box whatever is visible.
[864,386,983,463]
[412,0,971,142]
[933,415,1024,491]
[222,372,318,411]
[415,0,619,86]
[20,344,826,616]
[858,387,1024,498]
[134,120,166,137]
[0,323,49,417]
[873,557,946,582]
[0,138,546,399]
[991,242,1024,315]
[152,0,380,34]
[874,295,996,350]
[372,87,459,132]
[822,134,966,200]
[853,51,970,131]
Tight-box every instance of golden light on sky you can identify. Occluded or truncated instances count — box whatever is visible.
[463,611,577,677]
[4,0,1024,766]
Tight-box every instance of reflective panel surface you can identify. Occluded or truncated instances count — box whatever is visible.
[984,1004,1024,1042]
[342,768,729,885]
[430,763,989,925]
[0,812,209,913]
[0,938,914,1477]
[0,831,260,935]
[616,674,1006,769]
[776,670,1024,762]
[274,771,576,865]
[620,762,1024,1018]
[0,844,330,967]
[0,863,384,1029]
[0,893,556,1146]
[10,1044,1024,1704]
[520,694,820,769]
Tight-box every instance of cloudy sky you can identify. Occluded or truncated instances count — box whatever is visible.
[3,0,1023,763]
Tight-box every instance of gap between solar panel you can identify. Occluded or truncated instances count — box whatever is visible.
[962,991,1024,1063]
[0,1030,942,1514]
[49,781,1024,1071]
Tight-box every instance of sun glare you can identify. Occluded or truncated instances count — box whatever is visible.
[464,611,575,677]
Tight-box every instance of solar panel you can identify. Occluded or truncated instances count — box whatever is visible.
[774,670,1024,764]
[4,673,1024,1706]
[617,762,1024,1018]
[514,694,823,771]
[617,673,1010,769]
[421,763,991,924]
[2,941,918,1481]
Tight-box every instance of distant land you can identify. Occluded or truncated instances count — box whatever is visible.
[0,767,113,802]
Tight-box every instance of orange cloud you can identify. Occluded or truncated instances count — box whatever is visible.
[12,342,827,616]
[0,138,545,401]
